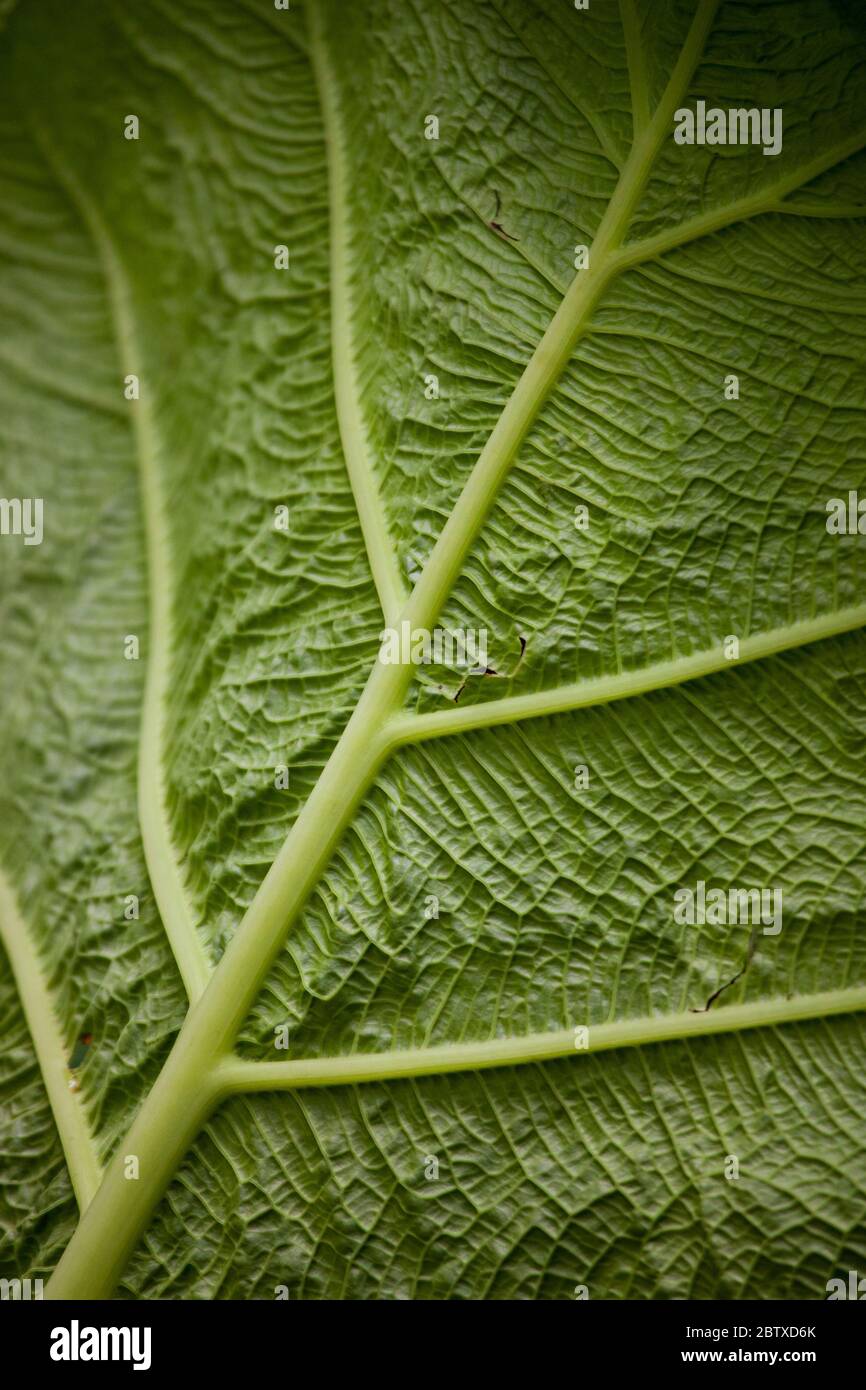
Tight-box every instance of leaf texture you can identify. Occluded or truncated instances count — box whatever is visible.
[1,0,865,1300]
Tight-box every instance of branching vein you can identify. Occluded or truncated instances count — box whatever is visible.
[388,602,866,746]
[222,984,866,1090]
[0,869,102,1210]
[35,0,866,1302]
[620,0,650,138]
[28,120,212,1003]
[616,125,866,269]
[308,3,408,627]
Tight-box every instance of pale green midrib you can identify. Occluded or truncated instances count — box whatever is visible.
[0,869,102,1209]
[614,124,866,269]
[391,0,722,639]
[308,3,408,628]
[388,602,866,746]
[222,985,866,1090]
[41,0,866,1297]
[205,5,727,1036]
[46,0,730,1301]
[28,123,211,1004]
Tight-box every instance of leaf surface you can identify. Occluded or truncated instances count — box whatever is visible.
[1,0,865,1300]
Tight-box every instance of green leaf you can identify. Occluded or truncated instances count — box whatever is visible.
[1,0,865,1301]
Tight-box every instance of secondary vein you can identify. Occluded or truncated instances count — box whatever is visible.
[620,0,650,138]
[386,0,722,641]
[0,869,102,1210]
[308,2,408,628]
[615,124,866,269]
[388,602,866,745]
[59,0,864,1300]
[28,121,211,1003]
[221,984,866,1090]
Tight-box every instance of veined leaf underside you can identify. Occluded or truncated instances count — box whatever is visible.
[0,0,865,1299]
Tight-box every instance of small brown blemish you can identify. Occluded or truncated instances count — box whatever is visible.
[489,188,519,242]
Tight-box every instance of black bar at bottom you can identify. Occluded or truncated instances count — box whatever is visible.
[6,1296,863,1377]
